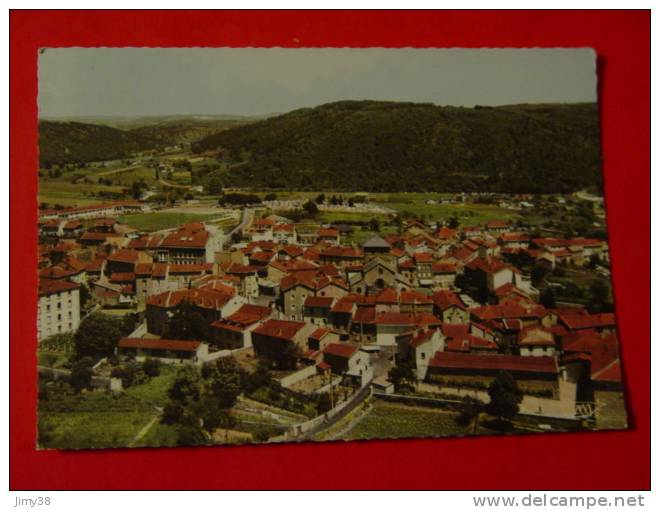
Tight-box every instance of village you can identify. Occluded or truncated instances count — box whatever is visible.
[36,190,625,447]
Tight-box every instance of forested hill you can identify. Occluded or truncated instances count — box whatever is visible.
[38,118,252,167]
[39,121,162,167]
[192,101,602,193]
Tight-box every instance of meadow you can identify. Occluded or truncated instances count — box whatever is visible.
[117,212,227,231]
[341,400,470,440]
[38,365,181,450]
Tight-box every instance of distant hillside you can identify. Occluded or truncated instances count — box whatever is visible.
[192,100,602,193]
[38,121,163,167]
[131,118,250,145]
[38,117,255,167]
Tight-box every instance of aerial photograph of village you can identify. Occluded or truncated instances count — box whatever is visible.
[35,48,626,449]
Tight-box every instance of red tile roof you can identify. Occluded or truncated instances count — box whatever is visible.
[318,228,339,237]
[304,296,335,308]
[38,278,80,297]
[413,252,434,263]
[400,290,433,305]
[559,313,616,330]
[375,287,398,304]
[331,299,355,314]
[310,327,330,340]
[410,329,436,348]
[147,288,233,309]
[253,319,306,341]
[117,337,201,352]
[107,249,139,264]
[320,246,363,259]
[39,265,77,280]
[161,225,209,249]
[471,302,546,321]
[433,290,466,310]
[432,262,457,274]
[109,272,136,283]
[353,306,377,324]
[429,351,557,374]
[375,312,440,327]
[323,342,358,358]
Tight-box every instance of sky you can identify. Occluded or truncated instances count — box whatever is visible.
[38,47,597,118]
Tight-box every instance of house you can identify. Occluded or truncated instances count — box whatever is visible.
[220,262,259,299]
[431,262,458,289]
[362,235,392,255]
[485,220,512,234]
[374,311,441,347]
[322,342,372,386]
[251,319,317,365]
[396,328,445,380]
[319,246,363,268]
[307,327,339,351]
[37,278,81,341]
[399,290,434,314]
[302,296,335,326]
[412,252,435,287]
[558,312,616,334]
[358,256,398,292]
[517,326,556,357]
[210,303,272,350]
[280,271,349,320]
[432,290,469,324]
[317,227,340,246]
[116,337,208,365]
[500,232,530,250]
[329,297,357,334]
[158,222,223,264]
[441,323,499,355]
[145,287,241,336]
[272,223,297,244]
[427,351,559,396]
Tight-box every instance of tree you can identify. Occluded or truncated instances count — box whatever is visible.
[205,357,242,408]
[486,371,522,422]
[539,288,557,309]
[447,215,460,229]
[208,177,223,195]
[316,392,332,414]
[69,356,95,393]
[142,358,161,377]
[242,359,273,393]
[197,398,235,433]
[272,341,300,371]
[176,425,207,446]
[131,180,144,200]
[315,193,326,204]
[168,367,202,404]
[587,279,613,313]
[456,398,480,429]
[531,265,548,288]
[110,363,142,388]
[388,361,416,393]
[368,217,380,232]
[302,200,319,217]
[163,301,210,341]
[74,312,128,359]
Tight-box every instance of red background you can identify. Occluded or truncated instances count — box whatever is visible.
[10,10,650,490]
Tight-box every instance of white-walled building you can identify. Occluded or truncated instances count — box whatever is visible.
[38,279,81,341]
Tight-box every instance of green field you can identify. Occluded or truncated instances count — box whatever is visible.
[341,401,470,440]
[39,180,127,207]
[117,212,226,231]
[38,366,181,450]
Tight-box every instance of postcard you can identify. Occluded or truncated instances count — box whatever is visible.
[36,48,625,449]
